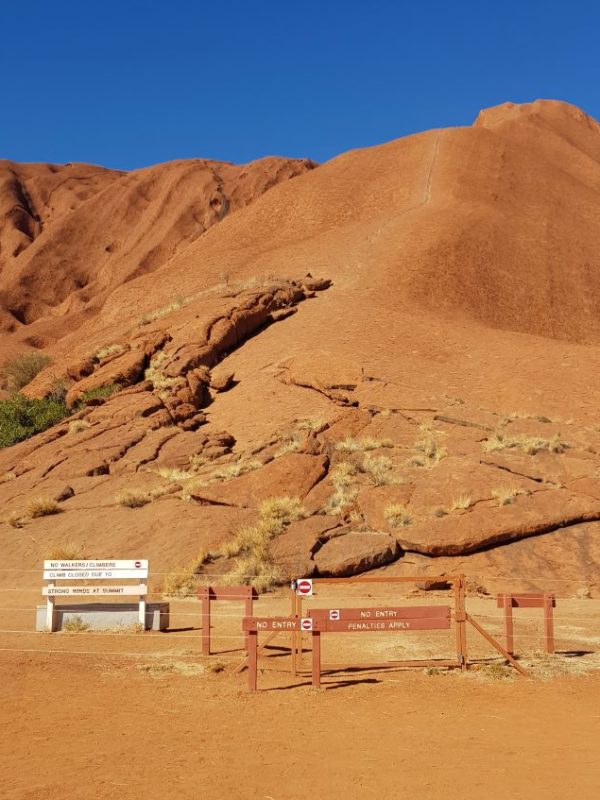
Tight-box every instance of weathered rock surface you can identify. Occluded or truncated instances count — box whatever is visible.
[396,490,600,556]
[314,531,400,577]
[190,453,329,508]
[271,515,341,578]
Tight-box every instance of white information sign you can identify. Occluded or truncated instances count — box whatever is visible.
[43,585,147,597]
[42,557,149,632]
[43,560,148,570]
[44,569,148,580]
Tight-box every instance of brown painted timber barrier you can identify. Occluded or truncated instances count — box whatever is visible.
[197,585,258,655]
[238,574,539,690]
[497,593,556,655]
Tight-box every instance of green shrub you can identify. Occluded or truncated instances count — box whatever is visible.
[78,384,120,404]
[2,352,51,392]
[0,394,69,448]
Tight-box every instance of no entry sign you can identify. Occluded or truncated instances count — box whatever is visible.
[243,616,324,632]
[296,579,313,596]
[329,609,340,620]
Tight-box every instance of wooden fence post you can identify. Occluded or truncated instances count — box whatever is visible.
[502,594,514,655]
[544,593,555,654]
[199,587,211,656]
[248,630,258,691]
[312,630,321,688]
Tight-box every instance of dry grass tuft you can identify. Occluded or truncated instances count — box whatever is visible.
[451,495,472,511]
[491,486,522,506]
[155,467,193,482]
[116,489,152,509]
[477,662,514,681]
[219,496,306,591]
[138,660,205,677]
[7,511,24,528]
[62,616,90,633]
[163,550,208,597]
[139,296,188,326]
[295,417,327,433]
[335,436,393,453]
[413,435,447,467]
[326,461,360,513]
[68,419,90,435]
[258,496,307,530]
[144,351,180,392]
[206,659,226,674]
[432,507,448,518]
[273,439,300,458]
[362,454,396,486]
[209,459,261,482]
[46,543,83,560]
[482,432,569,456]
[384,503,412,528]
[27,497,61,518]
[95,343,126,360]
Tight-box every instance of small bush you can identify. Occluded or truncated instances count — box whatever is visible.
[432,507,448,518]
[63,616,90,633]
[7,511,23,529]
[78,384,120,404]
[384,503,412,528]
[2,351,51,392]
[0,394,70,448]
[117,490,152,508]
[27,497,61,518]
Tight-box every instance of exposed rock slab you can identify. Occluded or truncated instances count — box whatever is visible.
[190,454,328,508]
[314,531,400,577]
[396,489,600,556]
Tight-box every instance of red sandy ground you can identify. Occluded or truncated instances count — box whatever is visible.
[1,651,599,800]
[1,592,599,799]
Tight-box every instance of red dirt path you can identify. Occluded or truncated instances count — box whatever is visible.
[1,650,599,800]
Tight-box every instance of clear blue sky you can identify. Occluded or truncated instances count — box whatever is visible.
[2,0,598,170]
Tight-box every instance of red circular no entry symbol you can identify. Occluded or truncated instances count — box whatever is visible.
[301,618,313,631]
[297,579,313,596]
[134,561,142,568]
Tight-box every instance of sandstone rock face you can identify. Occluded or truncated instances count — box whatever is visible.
[314,532,400,577]
[3,101,600,592]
